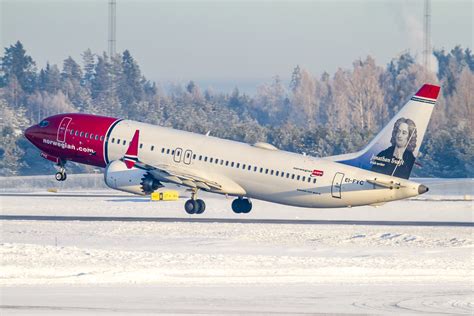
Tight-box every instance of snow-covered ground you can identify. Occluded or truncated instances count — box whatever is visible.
[0,176,473,314]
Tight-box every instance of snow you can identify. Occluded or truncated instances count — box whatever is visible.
[0,176,473,314]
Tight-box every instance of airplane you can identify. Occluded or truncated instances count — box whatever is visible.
[24,84,440,214]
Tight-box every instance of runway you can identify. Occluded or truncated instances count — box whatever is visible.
[1,214,472,227]
[1,191,471,201]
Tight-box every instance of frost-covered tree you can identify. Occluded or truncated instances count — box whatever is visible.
[0,41,37,94]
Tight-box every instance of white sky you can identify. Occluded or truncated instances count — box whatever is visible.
[1,0,472,93]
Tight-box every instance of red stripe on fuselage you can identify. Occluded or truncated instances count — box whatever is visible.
[29,113,119,168]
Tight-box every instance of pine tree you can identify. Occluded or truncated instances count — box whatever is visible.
[0,41,37,93]
[118,50,144,110]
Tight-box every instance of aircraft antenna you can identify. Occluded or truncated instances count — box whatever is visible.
[108,0,117,57]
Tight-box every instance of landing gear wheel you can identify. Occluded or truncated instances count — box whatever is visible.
[55,172,66,181]
[185,199,198,214]
[195,199,206,214]
[232,198,252,214]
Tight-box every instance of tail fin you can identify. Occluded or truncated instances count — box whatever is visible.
[123,130,140,169]
[336,84,440,179]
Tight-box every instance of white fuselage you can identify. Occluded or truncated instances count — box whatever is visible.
[106,120,421,208]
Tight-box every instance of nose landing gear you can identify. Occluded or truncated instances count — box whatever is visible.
[55,163,67,181]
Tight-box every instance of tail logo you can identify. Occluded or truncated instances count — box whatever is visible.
[369,117,417,178]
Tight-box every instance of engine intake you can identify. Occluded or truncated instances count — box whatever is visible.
[104,160,162,195]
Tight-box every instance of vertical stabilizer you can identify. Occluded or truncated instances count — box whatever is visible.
[337,84,440,179]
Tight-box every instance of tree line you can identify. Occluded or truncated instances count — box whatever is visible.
[0,41,472,177]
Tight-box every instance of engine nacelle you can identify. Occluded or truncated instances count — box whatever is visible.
[104,160,162,195]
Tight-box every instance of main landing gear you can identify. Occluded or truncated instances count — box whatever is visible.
[184,188,206,214]
[183,190,253,215]
[55,163,67,182]
[232,197,252,214]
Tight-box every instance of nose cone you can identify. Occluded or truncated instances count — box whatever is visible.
[24,125,36,142]
[418,184,429,195]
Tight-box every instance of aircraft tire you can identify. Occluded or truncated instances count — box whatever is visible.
[232,198,252,214]
[55,172,66,181]
[195,199,206,214]
[185,199,198,214]
[243,200,252,213]
[231,199,242,213]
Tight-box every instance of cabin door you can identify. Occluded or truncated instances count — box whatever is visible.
[57,117,72,143]
[331,172,344,199]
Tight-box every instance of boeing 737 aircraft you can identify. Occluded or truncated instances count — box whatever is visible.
[24,84,440,214]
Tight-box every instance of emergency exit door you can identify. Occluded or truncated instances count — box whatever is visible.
[57,117,72,143]
[331,172,344,199]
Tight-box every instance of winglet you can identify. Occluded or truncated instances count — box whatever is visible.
[415,84,440,100]
[123,130,140,169]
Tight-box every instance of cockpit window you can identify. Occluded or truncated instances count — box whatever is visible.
[39,120,49,128]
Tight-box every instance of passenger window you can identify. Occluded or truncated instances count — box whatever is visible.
[260,168,263,173]
[242,164,246,169]
[123,140,126,146]
[90,134,94,139]
[254,166,257,172]
[139,143,143,149]
[231,162,234,167]
[95,135,99,140]
[220,159,224,165]
[111,138,115,143]
[275,171,279,176]
[171,150,175,155]
[236,163,240,168]
[199,155,202,160]
[204,156,208,162]
[248,165,251,170]
[161,148,165,153]
[281,172,285,178]
[70,129,74,135]
[313,178,317,183]
[308,177,311,183]
[265,169,268,174]
[85,132,89,138]
[193,154,196,159]
[100,136,104,141]
[215,159,219,165]
[270,170,274,175]
[186,152,191,158]
[302,176,305,182]
[297,175,300,180]
[75,131,79,136]
[151,145,155,151]
[210,158,213,163]
[291,174,295,180]
[225,161,229,166]
[167,149,170,154]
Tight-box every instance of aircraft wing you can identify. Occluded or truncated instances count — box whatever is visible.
[121,130,244,195]
[147,163,222,191]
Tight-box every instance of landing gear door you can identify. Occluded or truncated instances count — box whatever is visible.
[331,172,344,199]
[57,117,72,143]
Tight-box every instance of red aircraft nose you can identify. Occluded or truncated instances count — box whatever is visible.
[24,125,37,142]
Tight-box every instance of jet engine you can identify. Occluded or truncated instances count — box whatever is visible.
[104,160,162,195]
